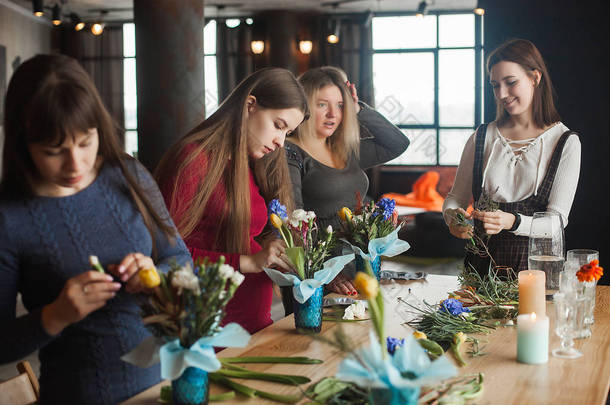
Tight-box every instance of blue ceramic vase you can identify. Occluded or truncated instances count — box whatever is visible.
[355,255,381,281]
[172,366,209,405]
[369,386,420,405]
[293,286,323,333]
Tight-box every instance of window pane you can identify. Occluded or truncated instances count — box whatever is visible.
[123,58,137,130]
[123,23,135,57]
[439,49,474,126]
[439,129,472,165]
[204,55,218,118]
[204,20,216,55]
[372,16,437,50]
[125,130,138,157]
[387,129,437,165]
[373,53,435,125]
[439,14,474,48]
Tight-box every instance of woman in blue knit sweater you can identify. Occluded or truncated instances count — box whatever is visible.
[0,54,191,404]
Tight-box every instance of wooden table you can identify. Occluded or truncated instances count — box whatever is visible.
[122,272,610,405]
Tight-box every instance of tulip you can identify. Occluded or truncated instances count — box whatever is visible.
[353,272,379,300]
[413,330,427,340]
[139,266,161,288]
[269,213,283,229]
[338,207,352,222]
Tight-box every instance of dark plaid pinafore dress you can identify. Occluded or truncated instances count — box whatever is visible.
[465,123,578,277]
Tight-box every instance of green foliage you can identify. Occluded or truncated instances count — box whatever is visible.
[338,201,403,253]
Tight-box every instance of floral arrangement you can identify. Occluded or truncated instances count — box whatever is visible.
[123,257,252,382]
[268,199,336,280]
[313,266,456,405]
[264,200,354,306]
[337,196,403,253]
[576,259,603,283]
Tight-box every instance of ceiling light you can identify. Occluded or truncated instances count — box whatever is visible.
[327,19,341,44]
[225,18,240,28]
[245,18,253,25]
[416,1,428,18]
[251,40,264,54]
[70,13,85,31]
[32,0,44,17]
[91,22,104,35]
[327,34,339,44]
[52,4,62,26]
[474,7,485,15]
[299,40,313,54]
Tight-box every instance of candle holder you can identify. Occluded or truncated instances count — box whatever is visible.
[552,292,585,359]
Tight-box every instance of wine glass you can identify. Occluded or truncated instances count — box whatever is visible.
[552,292,585,358]
[528,212,565,294]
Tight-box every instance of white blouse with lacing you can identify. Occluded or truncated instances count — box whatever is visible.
[443,121,581,236]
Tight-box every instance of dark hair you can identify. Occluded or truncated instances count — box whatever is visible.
[486,38,561,128]
[156,67,309,253]
[2,54,174,255]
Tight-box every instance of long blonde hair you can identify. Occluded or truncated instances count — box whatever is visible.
[155,68,309,253]
[292,66,360,165]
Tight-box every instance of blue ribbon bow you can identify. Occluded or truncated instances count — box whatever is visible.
[264,253,355,303]
[343,226,410,262]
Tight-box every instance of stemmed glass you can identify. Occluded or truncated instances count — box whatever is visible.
[528,212,565,294]
[567,249,599,332]
[552,292,585,359]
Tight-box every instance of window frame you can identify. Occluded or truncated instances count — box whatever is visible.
[371,10,484,167]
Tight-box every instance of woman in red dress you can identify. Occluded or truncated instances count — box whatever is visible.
[156,68,309,333]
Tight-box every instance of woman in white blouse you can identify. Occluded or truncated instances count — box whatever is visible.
[443,39,581,274]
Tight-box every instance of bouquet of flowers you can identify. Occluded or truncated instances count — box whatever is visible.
[122,258,251,405]
[315,270,457,405]
[265,200,354,332]
[337,196,410,279]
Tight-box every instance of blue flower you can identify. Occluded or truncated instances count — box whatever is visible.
[386,336,405,355]
[268,199,288,220]
[375,198,396,221]
[439,298,471,316]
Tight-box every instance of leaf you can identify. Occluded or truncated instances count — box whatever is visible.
[220,356,323,364]
[210,391,236,401]
[215,368,310,385]
[286,247,305,279]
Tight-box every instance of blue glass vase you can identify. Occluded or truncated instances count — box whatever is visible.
[369,386,420,405]
[172,366,209,405]
[293,286,323,333]
[355,255,381,281]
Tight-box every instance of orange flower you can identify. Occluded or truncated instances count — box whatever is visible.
[576,259,604,283]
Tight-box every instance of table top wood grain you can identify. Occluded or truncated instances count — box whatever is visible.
[122,274,610,405]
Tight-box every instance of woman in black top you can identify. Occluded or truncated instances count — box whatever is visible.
[285,66,409,294]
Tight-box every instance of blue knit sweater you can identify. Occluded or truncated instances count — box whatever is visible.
[0,159,192,404]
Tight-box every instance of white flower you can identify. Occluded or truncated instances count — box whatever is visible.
[171,265,200,296]
[306,211,316,221]
[218,264,235,279]
[230,271,245,286]
[289,209,308,227]
[343,306,355,320]
[218,291,227,300]
[352,301,367,319]
[343,301,367,320]
[326,225,333,234]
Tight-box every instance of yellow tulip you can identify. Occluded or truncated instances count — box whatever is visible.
[270,213,283,229]
[353,272,379,300]
[338,207,353,222]
[139,267,161,288]
[413,331,427,340]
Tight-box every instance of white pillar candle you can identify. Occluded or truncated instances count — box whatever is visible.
[517,312,549,364]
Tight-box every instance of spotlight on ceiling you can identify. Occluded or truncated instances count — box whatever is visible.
[32,0,44,17]
[326,19,340,44]
[474,7,485,15]
[225,18,241,28]
[71,13,85,31]
[415,1,428,18]
[245,18,253,25]
[251,40,264,54]
[52,4,62,26]
[299,40,313,54]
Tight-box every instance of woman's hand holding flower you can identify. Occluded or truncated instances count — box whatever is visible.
[107,252,156,293]
[472,209,516,235]
[447,208,474,239]
[41,271,121,336]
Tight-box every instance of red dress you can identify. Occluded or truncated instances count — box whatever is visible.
[160,144,272,334]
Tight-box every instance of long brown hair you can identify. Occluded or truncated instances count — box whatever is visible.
[292,66,360,165]
[486,38,561,128]
[155,67,309,254]
[1,54,175,256]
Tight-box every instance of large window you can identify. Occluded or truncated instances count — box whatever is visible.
[122,21,220,156]
[372,13,483,165]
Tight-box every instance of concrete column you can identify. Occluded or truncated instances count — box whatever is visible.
[133,0,205,171]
